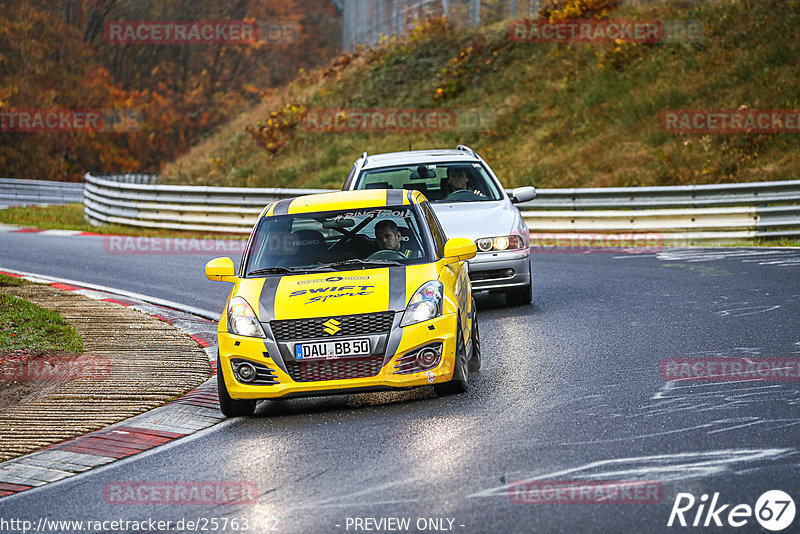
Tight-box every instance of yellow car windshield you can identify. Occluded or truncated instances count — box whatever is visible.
[244,205,432,275]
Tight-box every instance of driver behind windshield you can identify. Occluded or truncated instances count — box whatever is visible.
[445,167,486,200]
[375,219,416,258]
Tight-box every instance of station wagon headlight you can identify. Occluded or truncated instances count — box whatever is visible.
[476,235,525,252]
[401,281,443,327]
[227,296,266,338]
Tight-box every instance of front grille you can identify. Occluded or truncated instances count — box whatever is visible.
[469,269,512,282]
[270,312,394,341]
[285,356,385,382]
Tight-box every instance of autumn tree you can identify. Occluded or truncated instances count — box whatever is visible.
[0,0,341,180]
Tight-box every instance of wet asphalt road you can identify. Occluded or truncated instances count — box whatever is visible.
[1,232,799,533]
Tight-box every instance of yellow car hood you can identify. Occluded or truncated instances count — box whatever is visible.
[253,264,439,321]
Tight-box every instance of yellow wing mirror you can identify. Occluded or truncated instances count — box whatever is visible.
[205,257,238,282]
[443,238,477,264]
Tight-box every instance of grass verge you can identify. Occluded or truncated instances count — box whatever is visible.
[0,274,31,287]
[0,292,83,353]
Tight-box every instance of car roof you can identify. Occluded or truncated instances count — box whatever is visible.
[360,149,480,169]
[260,189,425,217]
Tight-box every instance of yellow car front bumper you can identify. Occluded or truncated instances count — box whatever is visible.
[218,313,459,400]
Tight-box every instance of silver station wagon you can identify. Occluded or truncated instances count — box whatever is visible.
[343,145,536,305]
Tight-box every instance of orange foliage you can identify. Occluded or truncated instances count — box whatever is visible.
[539,0,621,21]
[0,0,341,181]
[246,103,305,154]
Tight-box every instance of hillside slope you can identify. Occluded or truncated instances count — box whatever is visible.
[161,0,800,190]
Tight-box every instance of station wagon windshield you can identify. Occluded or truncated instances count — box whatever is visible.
[355,163,503,202]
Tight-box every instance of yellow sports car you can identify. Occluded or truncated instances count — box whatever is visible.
[205,189,480,417]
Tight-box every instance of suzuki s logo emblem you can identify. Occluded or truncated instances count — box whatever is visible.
[322,318,341,335]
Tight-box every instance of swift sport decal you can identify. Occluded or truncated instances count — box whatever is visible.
[270,268,394,320]
[290,284,376,304]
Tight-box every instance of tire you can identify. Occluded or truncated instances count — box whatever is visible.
[217,355,256,417]
[434,320,469,395]
[468,299,481,372]
[505,263,532,306]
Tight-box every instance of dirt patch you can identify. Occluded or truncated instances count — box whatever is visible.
[0,349,111,409]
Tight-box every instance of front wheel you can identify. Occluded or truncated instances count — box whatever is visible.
[434,321,469,395]
[217,355,256,417]
[468,300,481,372]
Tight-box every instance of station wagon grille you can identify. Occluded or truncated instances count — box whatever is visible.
[469,269,512,282]
[270,312,394,341]
[285,356,385,382]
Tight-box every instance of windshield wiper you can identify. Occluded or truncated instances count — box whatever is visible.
[247,266,333,276]
[320,259,404,270]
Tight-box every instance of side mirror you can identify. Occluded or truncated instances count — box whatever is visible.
[443,238,477,264]
[511,186,536,204]
[205,257,237,282]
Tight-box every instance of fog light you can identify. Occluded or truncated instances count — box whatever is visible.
[235,362,257,383]
[504,268,515,277]
[416,348,439,369]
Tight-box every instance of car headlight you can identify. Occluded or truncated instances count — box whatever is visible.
[476,235,525,252]
[227,296,266,338]
[401,281,443,327]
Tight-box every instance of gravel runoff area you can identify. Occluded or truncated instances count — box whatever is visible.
[0,284,213,463]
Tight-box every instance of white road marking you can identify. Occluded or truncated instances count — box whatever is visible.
[468,449,794,499]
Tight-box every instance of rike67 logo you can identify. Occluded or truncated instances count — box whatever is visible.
[668,490,795,531]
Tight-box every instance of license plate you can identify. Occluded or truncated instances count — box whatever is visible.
[294,339,371,360]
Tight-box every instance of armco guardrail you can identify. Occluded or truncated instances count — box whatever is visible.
[99,173,158,185]
[84,174,800,240]
[0,178,85,207]
[523,180,800,209]
[84,174,331,233]
[516,180,800,241]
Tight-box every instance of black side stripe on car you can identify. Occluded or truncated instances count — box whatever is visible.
[388,266,406,311]
[258,276,282,322]
[272,198,293,216]
[386,189,404,206]
[384,266,407,362]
